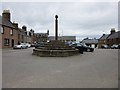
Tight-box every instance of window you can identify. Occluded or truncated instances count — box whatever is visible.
[31,32,33,36]
[10,29,13,35]
[21,35,23,38]
[116,38,119,42]
[25,31,27,35]
[0,26,4,34]
[4,38,9,46]
[112,39,113,42]
[18,34,20,39]
[29,32,31,36]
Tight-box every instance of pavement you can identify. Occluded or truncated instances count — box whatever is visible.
[2,48,118,88]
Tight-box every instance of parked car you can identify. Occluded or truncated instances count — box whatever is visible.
[83,44,94,52]
[70,43,84,54]
[31,43,36,47]
[65,41,73,46]
[34,42,47,48]
[70,43,94,53]
[101,44,109,49]
[26,43,31,48]
[111,44,119,49]
[20,43,28,48]
[13,44,28,49]
[118,44,120,49]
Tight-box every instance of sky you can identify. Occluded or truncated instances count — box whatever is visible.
[0,1,118,41]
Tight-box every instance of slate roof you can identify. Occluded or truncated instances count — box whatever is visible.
[107,31,120,39]
[48,36,76,41]
[81,39,98,44]
[99,34,109,40]
[0,15,15,28]
[35,33,48,37]
[99,31,120,40]
[62,36,76,40]
[48,36,61,40]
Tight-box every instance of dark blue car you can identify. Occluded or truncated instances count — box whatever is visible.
[70,43,94,54]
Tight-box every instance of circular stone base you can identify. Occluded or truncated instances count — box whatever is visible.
[33,49,79,57]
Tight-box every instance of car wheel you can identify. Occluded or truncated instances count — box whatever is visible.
[87,49,90,52]
[80,51,83,54]
[79,50,83,54]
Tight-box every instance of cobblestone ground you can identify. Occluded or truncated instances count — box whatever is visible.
[2,48,118,88]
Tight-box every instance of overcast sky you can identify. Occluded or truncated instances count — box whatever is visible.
[0,2,118,40]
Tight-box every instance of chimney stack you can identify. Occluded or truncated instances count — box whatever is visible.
[22,25,27,31]
[13,22,18,28]
[110,28,115,34]
[2,10,11,21]
[47,30,49,35]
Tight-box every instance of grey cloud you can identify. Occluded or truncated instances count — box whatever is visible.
[1,2,118,40]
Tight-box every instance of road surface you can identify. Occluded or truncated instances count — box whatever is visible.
[2,48,118,88]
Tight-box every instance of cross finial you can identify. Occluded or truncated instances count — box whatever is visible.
[55,15,58,19]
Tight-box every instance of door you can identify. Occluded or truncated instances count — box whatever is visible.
[11,39,14,47]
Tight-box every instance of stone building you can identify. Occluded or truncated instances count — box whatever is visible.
[98,34,109,48]
[18,27,25,44]
[0,10,18,48]
[106,29,120,46]
[48,36,76,42]
[61,36,76,42]
[98,28,120,48]
[34,32,49,43]
[29,29,35,44]
[0,10,36,48]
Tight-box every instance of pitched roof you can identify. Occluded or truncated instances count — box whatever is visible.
[62,36,76,40]
[81,39,98,44]
[0,15,15,28]
[99,34,109,40]
[107,31,120,39]
[48,36,76,41]
[35,33,48,37]
[48,36,61,40]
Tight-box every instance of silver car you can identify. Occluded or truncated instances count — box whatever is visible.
[13,44,28,49]
[111,44,118,49]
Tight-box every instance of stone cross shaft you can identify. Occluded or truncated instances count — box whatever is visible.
[55,15,58,41]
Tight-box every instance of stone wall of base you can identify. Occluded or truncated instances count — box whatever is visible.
[33,49,79,57]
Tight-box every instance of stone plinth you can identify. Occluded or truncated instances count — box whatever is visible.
[32,41,79,57]
[33,49,79,57]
